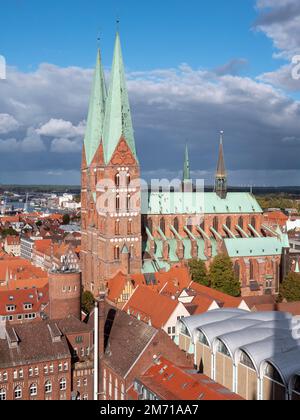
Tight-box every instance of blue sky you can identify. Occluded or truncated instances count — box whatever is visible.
[2,0,281,75]
[1,0,300,186]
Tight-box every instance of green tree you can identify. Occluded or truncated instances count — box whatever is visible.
[209,254,241,297]
[81,291,95,314]
[188,259,210,287]
[62,214,70,225]
[280,272,300,302]
[1,228,18,238]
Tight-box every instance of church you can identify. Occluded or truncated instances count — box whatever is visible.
[81,32,290,298]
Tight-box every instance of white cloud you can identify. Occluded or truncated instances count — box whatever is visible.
[0,114,19,134]
[37,118,86,138]
[21,128,46,153]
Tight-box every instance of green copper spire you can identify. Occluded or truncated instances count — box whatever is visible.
[84,49,107,166]
[102,32,137,164]
[183,144,191,181]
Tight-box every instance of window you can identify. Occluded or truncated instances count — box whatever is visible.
[240,351,255,370]
[249,260,254,280]
[30,383,37,397]
[64,362,68,371]
[198,331,209,346]
[127,219,132,235]
[83,378,87,386]
[217,340,230,357]
[167,327,172,335]
[114,246,120,261]
[58,363,63,372]
[180,321,190,337]
[0,389,6,401]
[3,372,7,382]
[24,303,33,310]
[115,173,120,188]
[234,262,240,281]
[13,370,18,380]
[226,217,231,230]
[60,378,67,391]
[19,369,23,379]
[127,173,131,187]
[174,217,179,233]
[14,386,22,400]
[264,362,283,384]
[116,195,120,212]
[34,367,39,376]
[49,364,54,374]
[28,368,33,377]
[115,220,120,236]
[238,216,244,230]
[127,194,131,212]
[213,217,218,232]
[160,218,165,235]
[6,305,16,312]
[83,394,88,400]
[44,366,48,375]
[45,381,52,394]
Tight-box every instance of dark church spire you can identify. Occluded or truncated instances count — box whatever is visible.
[215,131,227,199]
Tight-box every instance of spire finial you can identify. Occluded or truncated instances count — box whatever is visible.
[116,16,120,32]
[97,30,101,49]
[220,130,224,145]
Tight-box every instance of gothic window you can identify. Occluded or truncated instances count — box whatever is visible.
[0,389,6,401]
[114,246,120,261]
[60,378,67,391]
[147,218,153,234]
[174,217,179,232]
[127,173,131,187]
[127,194,131,212]
[213,217,219,232]
[115,173,120,188]
[115,220,120,236]
[249,260,254,280]
[234,262,240,280]
[226,217,231,230]
[116,195,120,212]
[128,219,132,235]
[238,216,244,230]
[160,218,166,235]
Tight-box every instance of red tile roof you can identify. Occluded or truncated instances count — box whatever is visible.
[123,286,178,328]
[130,357,243,400]
[0,285,49,316]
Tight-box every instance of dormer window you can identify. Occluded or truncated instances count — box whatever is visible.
[6,305,15,312]
[24,303,32,310]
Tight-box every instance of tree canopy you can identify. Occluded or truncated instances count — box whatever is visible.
[188,259,209,287]
[280,272,300,302]
[209,254,241,297]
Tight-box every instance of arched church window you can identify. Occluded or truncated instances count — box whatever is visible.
[116,195,120,212]
[127,194,131,212]
[114,246,120,261]
[127,173,131,187]
[238,216,244,230]
[128,219,132,235]
[249,260,254,280]
[115,173,120,188]
[160,218,166,235]
[213,217,218,232]
[174,217,179,233]
[234,261,240,280]
[226,217,231,230]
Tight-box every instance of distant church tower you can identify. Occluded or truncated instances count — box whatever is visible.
[81,32,142,296]
[215,131,227,199]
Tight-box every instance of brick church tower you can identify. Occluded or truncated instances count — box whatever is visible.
[81,33,142,296]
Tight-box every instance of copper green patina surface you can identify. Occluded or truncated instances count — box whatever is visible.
[102,32,137,164]
[84,49,107,167]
